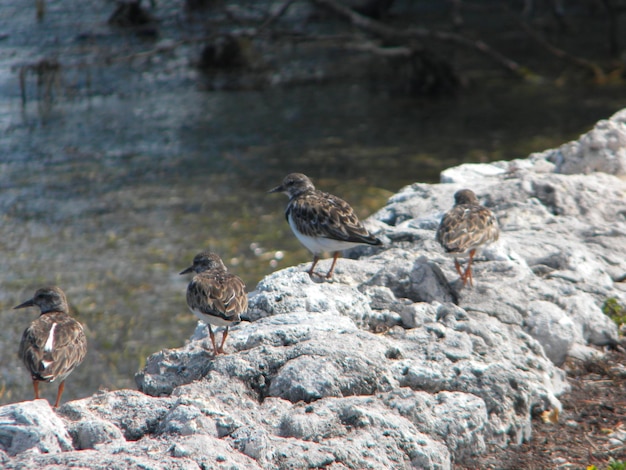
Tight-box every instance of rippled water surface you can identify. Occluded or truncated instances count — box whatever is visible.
[1,0,625,405]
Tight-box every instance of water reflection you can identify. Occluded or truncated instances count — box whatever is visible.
[1,0,626,406]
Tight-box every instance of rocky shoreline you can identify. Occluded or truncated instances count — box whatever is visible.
[1,110,625,469]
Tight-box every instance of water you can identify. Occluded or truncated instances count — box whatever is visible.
[0,0,625,405]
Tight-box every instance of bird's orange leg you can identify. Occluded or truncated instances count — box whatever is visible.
[462,249,476,287]
[208,325,220,356]
[54,381,65,408]
[217,327,229,354]
[32,380,40,400]
[454,258,464,278]
[308,256,321,278]
[325,252,341,279]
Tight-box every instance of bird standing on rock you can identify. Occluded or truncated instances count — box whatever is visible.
[15,286,87,408]
[436,189,500,287]
[269,173,382,280]
[180,251,248,355]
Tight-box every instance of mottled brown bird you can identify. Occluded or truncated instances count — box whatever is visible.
[269,173,382,279]
[180,252,248,355]
[436,189,500,287]
[15,286,87,408]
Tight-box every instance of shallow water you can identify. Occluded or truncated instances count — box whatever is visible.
[0,0,625,405]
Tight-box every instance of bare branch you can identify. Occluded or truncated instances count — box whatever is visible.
[347,42,413,57]
[518,20,605,81]
[256,0,299,34]
[310,0,527,78]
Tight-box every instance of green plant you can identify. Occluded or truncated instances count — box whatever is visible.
[588,460,626,470]
[602,298,626,329]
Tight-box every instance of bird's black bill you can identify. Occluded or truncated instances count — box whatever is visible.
[268,185,283,194]
[179,266,194,275]
[14,299,35,310]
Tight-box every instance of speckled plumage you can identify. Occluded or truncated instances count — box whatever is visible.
[15,286,87,408]
[180,252,248,355]
[436,189,499,286]
[270,173,382,279]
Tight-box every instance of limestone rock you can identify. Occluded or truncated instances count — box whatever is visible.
[59,390,174,441]
[3,112,626,469]
[0,400,73,456]
[531,108,626,175]
[70,419,125,450]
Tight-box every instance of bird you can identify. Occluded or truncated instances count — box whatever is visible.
[269,173,382,279]
[436,189,500,287]
[15,286,87,408]
[179,251,248,355]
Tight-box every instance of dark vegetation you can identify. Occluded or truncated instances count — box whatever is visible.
[108,0,626,93]
[20,0,626,105]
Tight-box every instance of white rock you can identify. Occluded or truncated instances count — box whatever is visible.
[0,400,73,456]
[532,110,626,175]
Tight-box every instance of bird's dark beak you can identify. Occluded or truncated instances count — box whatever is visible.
[14,298,34,310]
[268,184,283,194]
[179,266,193,275]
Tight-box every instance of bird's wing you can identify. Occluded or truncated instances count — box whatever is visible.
[437,205,499,253]
[187,272,247,320]
[19,313,86,382]
[289,191,381,245]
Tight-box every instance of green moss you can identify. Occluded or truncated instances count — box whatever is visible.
[602,298,626,329]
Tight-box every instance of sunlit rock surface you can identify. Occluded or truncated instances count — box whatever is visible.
[533,108,626,175]
[2,112,626,469]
